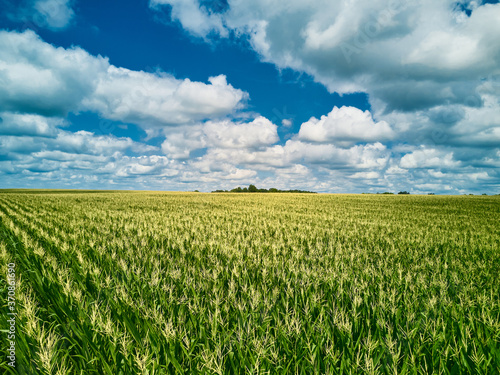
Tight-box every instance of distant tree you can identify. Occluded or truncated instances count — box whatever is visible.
[428,193,435,195]
[482,193,487,196]
[194,190,199,192]
[398,191,410,195]
[382,192,394,195]
[212,185,316,193]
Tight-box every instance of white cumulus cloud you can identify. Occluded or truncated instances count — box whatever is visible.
[297,106,394,146]
[151,0,500,131]
[203,116,278,149]
[84,67,247,127]
[161,116,278,159]
[400,148,461,169]
[0,30,248,128]
[0,112,65,137]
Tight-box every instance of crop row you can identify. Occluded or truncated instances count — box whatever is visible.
[0,192,499,374]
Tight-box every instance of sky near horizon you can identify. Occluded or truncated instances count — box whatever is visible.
[0,0,499,194]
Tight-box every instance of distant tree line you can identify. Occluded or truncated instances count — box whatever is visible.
[365,191,412,195]
[212,184,316,193]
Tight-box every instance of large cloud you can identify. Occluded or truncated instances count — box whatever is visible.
[297,106,394,146]
[161,116,278,159]
[0,130,155,159]
[203,116,278,148]
[0,112,64,137]
[147,0,500,190]
[149,0,500,192]
[0,30,247,127]
[400,148,460,169]
[150,0,500,113]
[1,4,499,194]
[83,69,247,127]
[0,30,106,117]
[1,118,497,194]
[379,82,500,148]
[187,139,390,173]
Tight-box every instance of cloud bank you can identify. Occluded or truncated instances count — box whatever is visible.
[1,0,499,194]
[0,30,247,127]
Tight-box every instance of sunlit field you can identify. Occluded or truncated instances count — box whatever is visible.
[1,191,499,374]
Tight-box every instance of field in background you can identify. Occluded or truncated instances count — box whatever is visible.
[0,191,499,374]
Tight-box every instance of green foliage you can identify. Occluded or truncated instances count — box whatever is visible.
[216,185,316,193]
[0,192,499,374]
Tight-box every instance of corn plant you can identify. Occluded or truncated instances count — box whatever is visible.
[0,191,499,374]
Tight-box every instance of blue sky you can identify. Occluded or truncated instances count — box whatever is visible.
[0,0,499,193]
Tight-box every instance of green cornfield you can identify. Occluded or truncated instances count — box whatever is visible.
[0,191,499,374]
